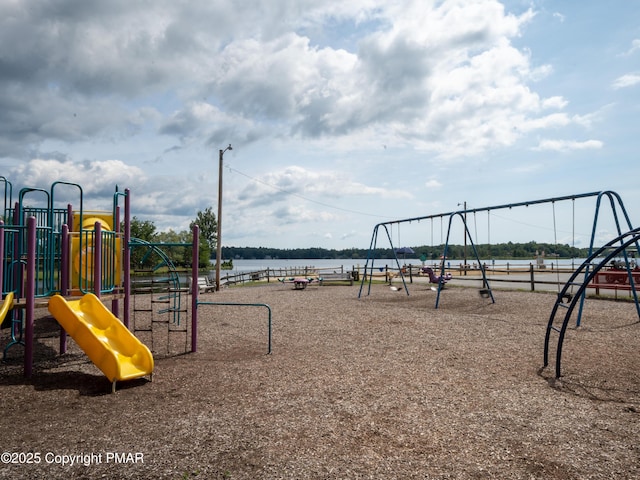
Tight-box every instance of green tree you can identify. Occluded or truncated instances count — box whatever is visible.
[154,229,210,268]
[126,217,157,269]
[128,217,157,241]
[155,229,189,266]
[190,207,217,252]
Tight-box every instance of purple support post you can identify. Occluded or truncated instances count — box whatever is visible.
[67,204,74,230]
[59,224,69,354]
[124,189,131,328]
[12,203,20,300]
[60,203,74,355]
[112,205,120,317]
[191,225,199,352]
[24,216,36,378]
[94,221,102,298]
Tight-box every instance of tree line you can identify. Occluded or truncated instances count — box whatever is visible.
[222,241,590,261]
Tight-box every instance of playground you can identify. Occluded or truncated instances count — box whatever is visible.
[1,180,638,478]
[1,283,639,479]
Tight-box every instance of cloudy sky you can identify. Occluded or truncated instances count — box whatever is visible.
[1,0,638,250]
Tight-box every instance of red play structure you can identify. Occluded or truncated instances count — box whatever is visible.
[590,259,640,295]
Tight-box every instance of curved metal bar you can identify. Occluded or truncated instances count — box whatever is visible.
[51,181,84,294]
[197,301,272,354]
[544,227,640,378]
[0,176,12,217]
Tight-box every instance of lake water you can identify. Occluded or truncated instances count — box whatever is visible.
[215,257,593,273]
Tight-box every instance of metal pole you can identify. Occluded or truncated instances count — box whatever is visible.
[24,216,36,378]
[215,150,223,292]
[60,224,69,354]
[464,201,467,275]
[215,144,232,292]
[192,225,199,352]
[124,188,131,328]
[94,221,102,298]
[112,204,120,317]
[0,221,4,297]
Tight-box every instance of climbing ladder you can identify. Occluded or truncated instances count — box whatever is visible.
[543,227,640,378]
[129,238,191,356]
[130,239,183,319]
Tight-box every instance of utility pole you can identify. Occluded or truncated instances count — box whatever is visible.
[215,144,232,291]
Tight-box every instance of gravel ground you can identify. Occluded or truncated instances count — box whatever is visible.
[1,282,639,479]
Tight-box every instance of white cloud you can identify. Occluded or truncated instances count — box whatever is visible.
[236,165,411,209]
[619,39,640,56]
[541,96,568,109]
[612,73,640,89]
[552,12,566,23]
[341,230,359,240]
[6,157,219,233]
[10,158,145,200]
[510,163,542,174]
[520,113,570,132]
[0,0,572,162]
[425,178,443,189]
[533,139,604,152]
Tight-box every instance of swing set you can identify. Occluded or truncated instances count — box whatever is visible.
[358,191,637,314]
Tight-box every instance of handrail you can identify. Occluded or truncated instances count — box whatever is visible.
[196,301,272,354]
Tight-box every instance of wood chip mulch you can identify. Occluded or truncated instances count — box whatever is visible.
[1,283,639,479]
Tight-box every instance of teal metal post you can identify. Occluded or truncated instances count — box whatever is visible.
[192,225,199,352]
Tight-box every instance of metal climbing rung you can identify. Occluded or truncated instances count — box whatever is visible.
[168,328,188,333]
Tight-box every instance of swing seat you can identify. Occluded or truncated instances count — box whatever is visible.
[421,267,452,284]
[479,289,491,299]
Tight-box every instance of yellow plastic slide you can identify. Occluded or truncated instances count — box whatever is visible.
[0,291,14,325]
[48,294,153,389]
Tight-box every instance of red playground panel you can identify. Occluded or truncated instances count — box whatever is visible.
[591,266,640,292]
